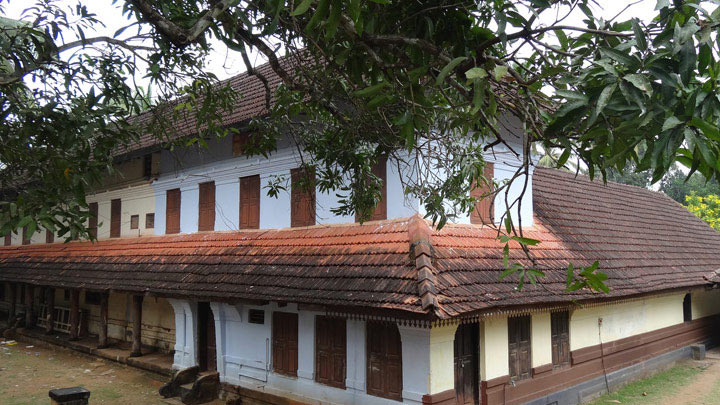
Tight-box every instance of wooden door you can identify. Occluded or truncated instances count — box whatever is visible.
[315,316,346,388]
[110,199,121,238]
[239,175,260,229]
[198,182,216,231]
[198,302,217,371]
[272,312,298,376]
[165,188,181,234]
[470,162,495,224]
[454,323,479,404]
[508,315,531,380]
[551,311,570,367]
[291,168,315,227]
[366,322,403,400]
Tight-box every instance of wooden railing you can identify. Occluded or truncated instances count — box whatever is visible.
[36,305,88,336]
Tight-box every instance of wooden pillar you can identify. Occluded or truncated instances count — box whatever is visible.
[69,289,80,341]
[130,294,143,357]
[6,282,16,324]
[45,287,55,334]
[24,284,34,329]
[98,292,109,349]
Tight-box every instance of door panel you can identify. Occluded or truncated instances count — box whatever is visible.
[272,312,298,376]
[315,316,346,388]
[198,302,216,371]
[366,322,403,400]
[454,323,479,404]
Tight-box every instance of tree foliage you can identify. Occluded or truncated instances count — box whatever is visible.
[660,165,720,203]
[6,0,720,292]
[685,194,720,231]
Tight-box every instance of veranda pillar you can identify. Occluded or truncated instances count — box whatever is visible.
[69,289,80,340]
[130,294,143,357]
[98,292,109,348]
[45,287,55,334]
[24,284,34,329]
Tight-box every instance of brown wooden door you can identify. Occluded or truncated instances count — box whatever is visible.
[239,175,260,229]
[198,302,217,371]
[89,202,99,239]
[366,322,403,400]
[272,312,298,376]
[166,188,181,234]
[198,181,215,231]
[551,311,570,367]
[355,159,387,222]
[508,315,531,381]
[110,199,121,238]
[291,168,315,227]
[315,316,346,388]
[454,323,479,404]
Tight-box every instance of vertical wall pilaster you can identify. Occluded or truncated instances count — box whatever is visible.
[297,310,316,381]
[398,325,431,404]
[345,319,366,393]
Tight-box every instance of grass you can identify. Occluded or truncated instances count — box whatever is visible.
[588,362,706,405]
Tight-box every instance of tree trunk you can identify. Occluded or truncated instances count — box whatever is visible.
[69,289,80,341]
[130,295,143,357]
[98,292,109,348]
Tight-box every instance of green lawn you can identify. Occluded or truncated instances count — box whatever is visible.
[589,362,706,405]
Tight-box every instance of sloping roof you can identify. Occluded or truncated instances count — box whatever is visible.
[125,58,287,153]
[1,167,719,319]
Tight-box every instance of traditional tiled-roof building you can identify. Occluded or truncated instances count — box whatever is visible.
[1,61,720,405]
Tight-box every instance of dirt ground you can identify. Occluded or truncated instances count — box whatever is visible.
[0,337,168,405]
[659,349,720,405]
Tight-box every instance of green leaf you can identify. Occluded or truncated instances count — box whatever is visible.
[679,40,697,86]
[655,0,670,10]
[689,117,720,142]
[504,212,512,233]
[493,65,509,81]
[624,74,653,96]
[465,67,488,80]
[632,19,647,51]
[662,116,683,132]
[290,0,313,16]
[354,82,387,98]
[511,236,541,246]
[435,56,467,86]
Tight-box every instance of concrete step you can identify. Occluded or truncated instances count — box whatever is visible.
[179,382,194,398]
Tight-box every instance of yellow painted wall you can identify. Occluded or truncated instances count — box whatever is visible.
[691,289,720,319]
[480,316,509,380]
[88,183,156,240]
[429,323,458,394]
[570,294,684,351]
[531,312,551,367]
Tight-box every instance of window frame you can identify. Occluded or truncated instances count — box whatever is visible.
[683,293,692,322]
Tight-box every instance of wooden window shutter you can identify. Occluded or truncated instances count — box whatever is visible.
[232,132,250,157]
[551,311,570,367]
[366,322,403,400]
[45,229,54,244]
[291,168,315,227]
[508,315,531,381]
[4,233,10,246]
[166,189,181,234]
[315,316,346,388]
[145,213,155,229]
[239,175,260,229]
[89,202,98,239]
[272,312,298,376]
[22,226,30,245]
[130,215,139,230]
[110,199,121,238]
[198,182,216,231]
[470,162,495,224]
[356,159,387,222]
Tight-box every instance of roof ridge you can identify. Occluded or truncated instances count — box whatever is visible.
[407,214,446,318]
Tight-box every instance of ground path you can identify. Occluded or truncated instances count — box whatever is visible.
[659,348,720,405]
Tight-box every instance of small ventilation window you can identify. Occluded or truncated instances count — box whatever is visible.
[130,215,139,230]
[248,309,265,324]
[145,213,155,229]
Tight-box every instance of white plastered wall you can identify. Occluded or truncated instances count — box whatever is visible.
[691,288,720,319]
[428,323,458,395]
[531,312,552,368]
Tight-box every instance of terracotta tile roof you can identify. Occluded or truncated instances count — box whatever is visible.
[1,167,719,319]
[125,58,288,153]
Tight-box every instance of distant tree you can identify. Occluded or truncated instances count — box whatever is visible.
[660,167,720,203]
[606,164,652,189]
[685,194,720,231]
